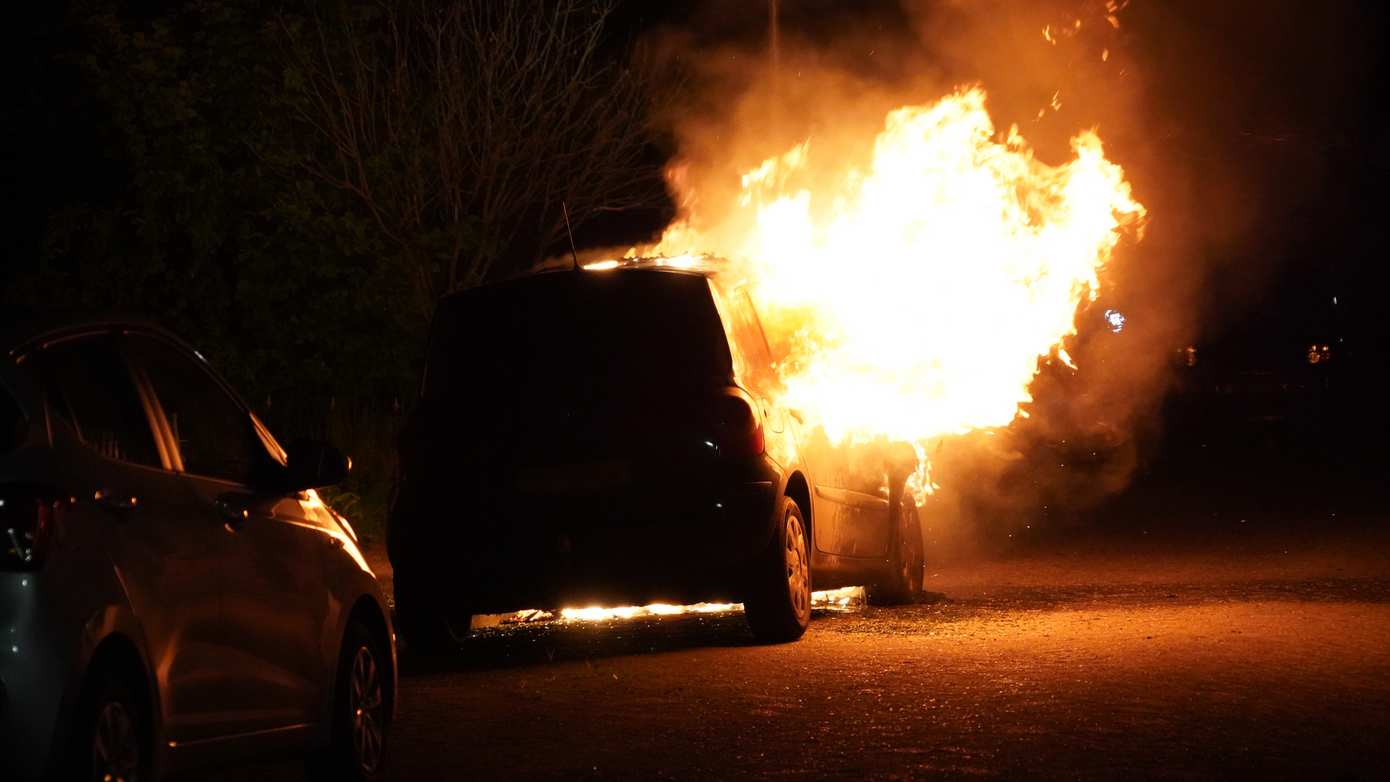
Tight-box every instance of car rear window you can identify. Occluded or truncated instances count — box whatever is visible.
[424,271,732,403]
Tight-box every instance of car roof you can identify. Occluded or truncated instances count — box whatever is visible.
[576,254,728,275]
[440,255,732,304]
[3,317,199,362]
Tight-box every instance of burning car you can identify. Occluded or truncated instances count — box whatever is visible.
[388,258,924,648]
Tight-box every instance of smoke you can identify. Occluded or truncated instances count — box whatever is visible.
[634,0,1374,556]
[897,0,1381,554]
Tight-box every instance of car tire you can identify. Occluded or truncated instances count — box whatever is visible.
[743,496,812,643]
[70,667,153,782]
[867,489,925,606]
[308,618,393,782]
[393,576,473,655]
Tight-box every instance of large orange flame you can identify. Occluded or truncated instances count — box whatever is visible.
[647,86,1146,494]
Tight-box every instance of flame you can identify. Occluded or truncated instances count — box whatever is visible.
[646,87,1146,494]
[486,588,867,627]
[559,602,738,622]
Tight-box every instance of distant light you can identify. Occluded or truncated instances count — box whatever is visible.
[1103,309,1126,333]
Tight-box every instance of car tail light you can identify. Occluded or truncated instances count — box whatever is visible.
[710,389,765,458]
[1,485,62,571]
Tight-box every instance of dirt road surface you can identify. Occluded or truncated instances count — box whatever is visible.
[196,513,1390,781]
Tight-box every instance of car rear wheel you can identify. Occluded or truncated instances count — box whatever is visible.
[308,618,393,781]
[72,670,152,782]
[393,576,473,655]
[744,497,812,643]
[868,491,925,606]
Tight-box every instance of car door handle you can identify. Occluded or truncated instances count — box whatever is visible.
[93,489,138,510]
[215,496,251,530]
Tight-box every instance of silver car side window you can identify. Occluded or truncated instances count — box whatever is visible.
[36,337,162,467]
[124,336,274,485]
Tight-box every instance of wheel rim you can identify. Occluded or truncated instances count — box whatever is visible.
[784,512,811,621]
[899,502,924,589]
[444,614,472,644]
[92,699,140,782]
[349,644,386,774]
[895,502,917,588]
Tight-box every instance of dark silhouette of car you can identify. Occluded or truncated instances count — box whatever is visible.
[0,321,395,782]
[389,259,923,649]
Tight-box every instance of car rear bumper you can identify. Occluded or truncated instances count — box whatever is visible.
[393,478,780,612]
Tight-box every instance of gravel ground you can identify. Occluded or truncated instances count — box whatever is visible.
[197,515,1390,781]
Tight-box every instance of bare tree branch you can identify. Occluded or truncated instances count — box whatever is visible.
[278,0,666,317]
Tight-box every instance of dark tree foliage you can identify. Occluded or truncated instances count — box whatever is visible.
[25,0,420,405]
[6,0,667,532]
[7,1,427,532]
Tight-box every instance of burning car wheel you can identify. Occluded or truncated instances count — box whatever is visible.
[72,670,152,782]
[744,496,812,643]
[309,618,393,782]
[868,491,925,606]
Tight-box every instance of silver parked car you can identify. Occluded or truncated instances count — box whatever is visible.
[0,321,395,781]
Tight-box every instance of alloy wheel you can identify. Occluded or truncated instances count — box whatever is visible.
[444,614,473,645]
[92,700,140,782]
[899,501,924,591]
[349,644,386,775]
[784,512,811,621]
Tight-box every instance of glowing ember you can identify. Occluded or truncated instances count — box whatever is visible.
[811,586,865,609]
[643,86,1146,494]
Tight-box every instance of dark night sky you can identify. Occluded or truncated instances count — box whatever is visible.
[7,1,1389,357]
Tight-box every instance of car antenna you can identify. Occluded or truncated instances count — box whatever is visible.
[562,201,581,271]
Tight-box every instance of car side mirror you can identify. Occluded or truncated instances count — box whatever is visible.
[284,439,351,491]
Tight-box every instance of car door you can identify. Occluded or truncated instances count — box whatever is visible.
[123,333,332,737]
[32,333,237,743]
[792,422,892,559]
